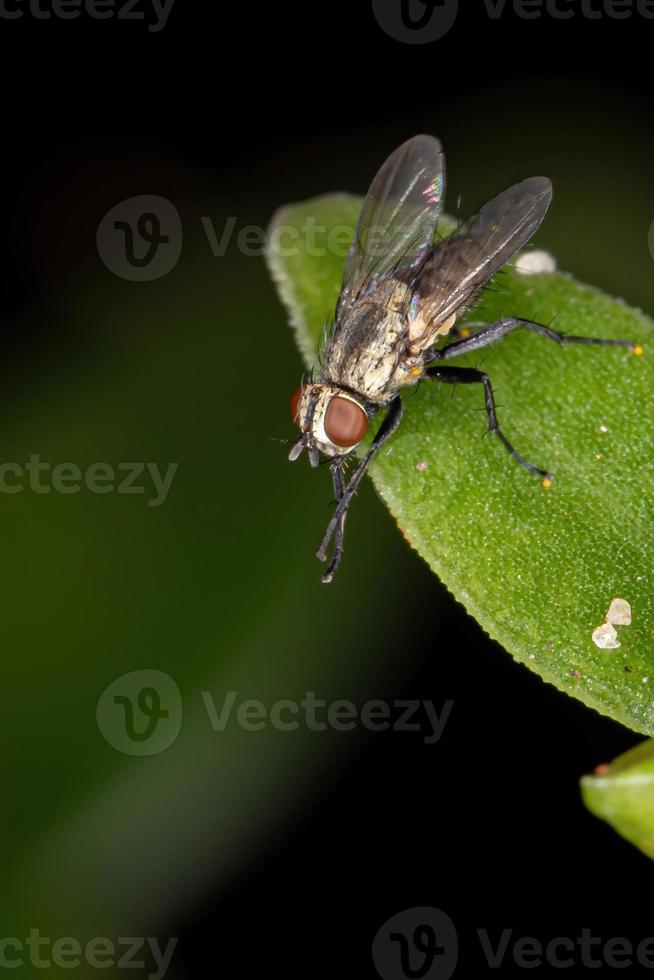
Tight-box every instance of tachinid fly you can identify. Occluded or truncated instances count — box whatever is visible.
[288,135,640,583]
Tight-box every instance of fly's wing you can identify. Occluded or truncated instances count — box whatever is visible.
[335,134,445,326]
[407,177,552,349]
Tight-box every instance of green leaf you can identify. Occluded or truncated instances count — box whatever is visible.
[582,740,654,859]
[266,194,654,734]
[0,240,430,977]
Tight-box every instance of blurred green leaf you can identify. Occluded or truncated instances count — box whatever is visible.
[0,241,434,978]
[267,194,654,735]
[582,740,654,860]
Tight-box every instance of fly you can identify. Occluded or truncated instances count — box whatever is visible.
[287,134,641,583]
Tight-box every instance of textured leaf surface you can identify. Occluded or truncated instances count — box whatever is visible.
[267,194,654,734]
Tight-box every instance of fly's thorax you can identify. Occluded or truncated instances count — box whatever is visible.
[323,302,408,402]
[292,382,369,457]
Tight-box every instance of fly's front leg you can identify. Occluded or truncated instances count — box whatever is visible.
[426,365,551,479]
[317,395,404,577]
[321,460,347,585]
[429,316,640,362]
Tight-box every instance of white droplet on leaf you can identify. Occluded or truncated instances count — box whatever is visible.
[606,597,632,626]
[592,622,620,650]
[515,249,557,275]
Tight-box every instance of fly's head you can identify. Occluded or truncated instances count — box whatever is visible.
[288,382,369,466]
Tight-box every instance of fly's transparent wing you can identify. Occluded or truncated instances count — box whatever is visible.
[408,177,552,348]
[336,134,445,322]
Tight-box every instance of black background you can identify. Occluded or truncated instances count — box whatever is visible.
[3,1,654,977]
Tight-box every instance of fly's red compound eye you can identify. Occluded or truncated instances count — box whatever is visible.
[291,386,303,427]
[324,396,368,447]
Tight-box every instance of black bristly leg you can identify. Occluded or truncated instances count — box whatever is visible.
[429,316,637,362]
[321,461,347,584]
[426,365,550,479]
[317,395,404,577]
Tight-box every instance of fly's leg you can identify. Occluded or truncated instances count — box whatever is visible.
[317,395,404,578]
[428,316,639,362]
[322,461,347,585]
[426,365,550,478]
